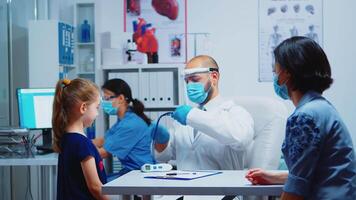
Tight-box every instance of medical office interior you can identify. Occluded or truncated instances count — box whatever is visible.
[0,0,355,199]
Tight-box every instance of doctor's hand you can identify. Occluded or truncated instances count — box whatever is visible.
[152,123,170,144]
[172,105,192,125]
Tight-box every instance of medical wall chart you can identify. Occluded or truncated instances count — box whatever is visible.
[124,0,187,63]
[58,22,74,66]
[258,0,323,82]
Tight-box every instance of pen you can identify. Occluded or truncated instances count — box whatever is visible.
[166,172,197,176]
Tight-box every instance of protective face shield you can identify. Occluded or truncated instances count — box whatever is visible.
[273,72,289,100]
[101,100,119,115]
[183,67,219,78]
[183,67,218,104]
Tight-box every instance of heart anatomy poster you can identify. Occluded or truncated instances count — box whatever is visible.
[124,0,187,63]
[258,0,323,82]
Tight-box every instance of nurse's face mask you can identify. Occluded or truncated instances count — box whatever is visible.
[184,67,218,104]
[101,94,119,115]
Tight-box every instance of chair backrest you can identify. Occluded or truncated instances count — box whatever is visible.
[234,96,288,170]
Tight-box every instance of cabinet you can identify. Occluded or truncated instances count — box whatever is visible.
[102,64,185,174]
[28,20,74,87]
[103,64,185,125]
[0,0,10,126]
[103,64,184,106]
[74,2,96,83]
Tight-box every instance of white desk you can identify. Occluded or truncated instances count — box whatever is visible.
[0,153,58,200]
[102,170,284,196]
[0,152,58,166]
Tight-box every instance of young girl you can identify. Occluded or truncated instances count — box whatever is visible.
[53,78,109,200]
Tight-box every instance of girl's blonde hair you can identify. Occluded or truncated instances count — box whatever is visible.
[52,78,99,153]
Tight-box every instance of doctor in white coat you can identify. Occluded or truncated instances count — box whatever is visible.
[153,55,254,200]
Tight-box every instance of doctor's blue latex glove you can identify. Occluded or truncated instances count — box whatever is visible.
[172,105,192,125]
[151,122,170,144]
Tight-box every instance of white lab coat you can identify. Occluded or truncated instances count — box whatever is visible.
[154,95,254,200]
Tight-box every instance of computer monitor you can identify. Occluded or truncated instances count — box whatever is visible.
[17,88,55,149]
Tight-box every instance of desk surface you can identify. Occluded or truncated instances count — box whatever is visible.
[102,170,284,196]
[0,153,58,166]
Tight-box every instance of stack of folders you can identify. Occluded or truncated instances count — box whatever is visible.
[108,70,175,108]
[142,71,175,107]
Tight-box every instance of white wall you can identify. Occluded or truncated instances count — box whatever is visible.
[322,1,356,145]
[189,0,356,146]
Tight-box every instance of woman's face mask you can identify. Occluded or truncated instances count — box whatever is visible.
[273,72,289,100]
[101,100,118,115]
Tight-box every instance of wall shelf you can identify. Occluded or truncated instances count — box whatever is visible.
[73,2,96,83]
[77,42,94,46]
[77,72,95,75]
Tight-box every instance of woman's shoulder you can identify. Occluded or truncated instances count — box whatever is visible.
[296,97,336,119]
[290,97,345,135]
[121,111,148,128]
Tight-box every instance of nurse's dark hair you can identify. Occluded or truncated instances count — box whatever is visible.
[102,79,151,125]
[52,78,99,153]
[274,36,333,94]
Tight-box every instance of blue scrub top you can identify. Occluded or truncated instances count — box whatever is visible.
[104,110,155,174]
[282,91,356,199]
[57,133,107,200]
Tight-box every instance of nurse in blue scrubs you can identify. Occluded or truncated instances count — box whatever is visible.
[93,78,156,178]
[246,37,356,200]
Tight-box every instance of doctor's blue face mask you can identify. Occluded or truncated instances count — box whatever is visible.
[273,72,289,100]
[186,81,212,104]
[101,100,118,115]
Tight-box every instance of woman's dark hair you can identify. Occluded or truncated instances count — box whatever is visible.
[102,78,151,125]
[274,36,333,94]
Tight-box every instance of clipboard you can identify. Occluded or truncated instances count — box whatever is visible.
[143,170,222,180]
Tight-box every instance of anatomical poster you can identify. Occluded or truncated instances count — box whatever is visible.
[124,0,187,63]
[258,0,323,82]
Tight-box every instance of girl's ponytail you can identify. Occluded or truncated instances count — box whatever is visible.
[52,79,69,152]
